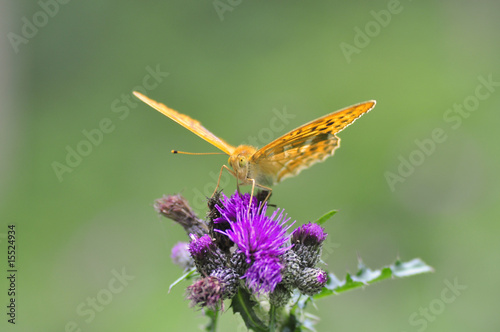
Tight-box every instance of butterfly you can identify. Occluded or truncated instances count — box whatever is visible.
[133,91,375,206]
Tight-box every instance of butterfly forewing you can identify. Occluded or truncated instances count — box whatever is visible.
[133,91,236,155]
[250,100,376,184]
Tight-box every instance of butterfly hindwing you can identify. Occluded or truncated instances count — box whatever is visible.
[251,100,376,184]
[252,133,341,184]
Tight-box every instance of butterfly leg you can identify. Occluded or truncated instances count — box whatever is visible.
[236,179,241,195]
[257,186,272,205]
[211,165,236,198]
[247,178,272,217]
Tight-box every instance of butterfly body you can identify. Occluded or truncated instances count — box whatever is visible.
[228,145,259,184]
[133,91,375,198]
[228,144,280,188]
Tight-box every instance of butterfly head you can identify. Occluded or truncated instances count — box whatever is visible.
[228,145,257,183]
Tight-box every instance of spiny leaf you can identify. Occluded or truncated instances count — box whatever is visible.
[314,210,337,225]
[313,257,433,299]
[231,288,268,332]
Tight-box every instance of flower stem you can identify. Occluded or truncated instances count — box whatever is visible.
[269,304,276,332]
[205,308,218,332]
[211,310,218,332]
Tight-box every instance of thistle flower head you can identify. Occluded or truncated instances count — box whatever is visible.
[188,234,227,276]
[215,191,294,293]
[210,268,239,300]
[186,267,240,311]
[188,234,214,261]
[163,190,330,309]
[244,256,283,294]
[214,191,258,224]
[186,276,224,311]
[155,194,208,237]
[217,196,293,262]
[295,267,328,296]
[155,194,196,223]
[291,222,328,268]
[291,222,327,245]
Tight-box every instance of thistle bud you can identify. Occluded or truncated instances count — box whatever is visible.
[295,267,328,296]
[280,250,301,286]
[269,283,292,307]
[154,194,208,237]
[230,251,250,276]
[186,276,224,311]
[210,267,239,300]
[188,234,227,276]
[291,222,327,268]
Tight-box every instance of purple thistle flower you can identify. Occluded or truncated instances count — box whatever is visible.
[188,234,227,276]
[188,234,214,262]
[218,198,293,263]
[291,222,328,268]
[245,256,283,294]
[291,222,327,245]
[215,191,294,293]
[316,269,328,284]
[214,191,258,224]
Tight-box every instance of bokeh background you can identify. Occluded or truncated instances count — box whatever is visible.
[1,1,499,331]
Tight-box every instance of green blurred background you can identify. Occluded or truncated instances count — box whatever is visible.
[1,1,499,331]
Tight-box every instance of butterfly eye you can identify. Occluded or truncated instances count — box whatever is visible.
[238,156,247,168]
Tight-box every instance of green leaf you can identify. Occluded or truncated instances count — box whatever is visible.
[314,210,337,225]
[313,257,433,299]
[168,267,197,293]
[231,288,268,332]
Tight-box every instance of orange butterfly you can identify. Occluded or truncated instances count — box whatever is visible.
[133,91,375,205]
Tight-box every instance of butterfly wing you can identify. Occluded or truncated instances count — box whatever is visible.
[133,91,236,155]
[250,100,376,185]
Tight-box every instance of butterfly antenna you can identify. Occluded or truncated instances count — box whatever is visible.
[171,150,226,156]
